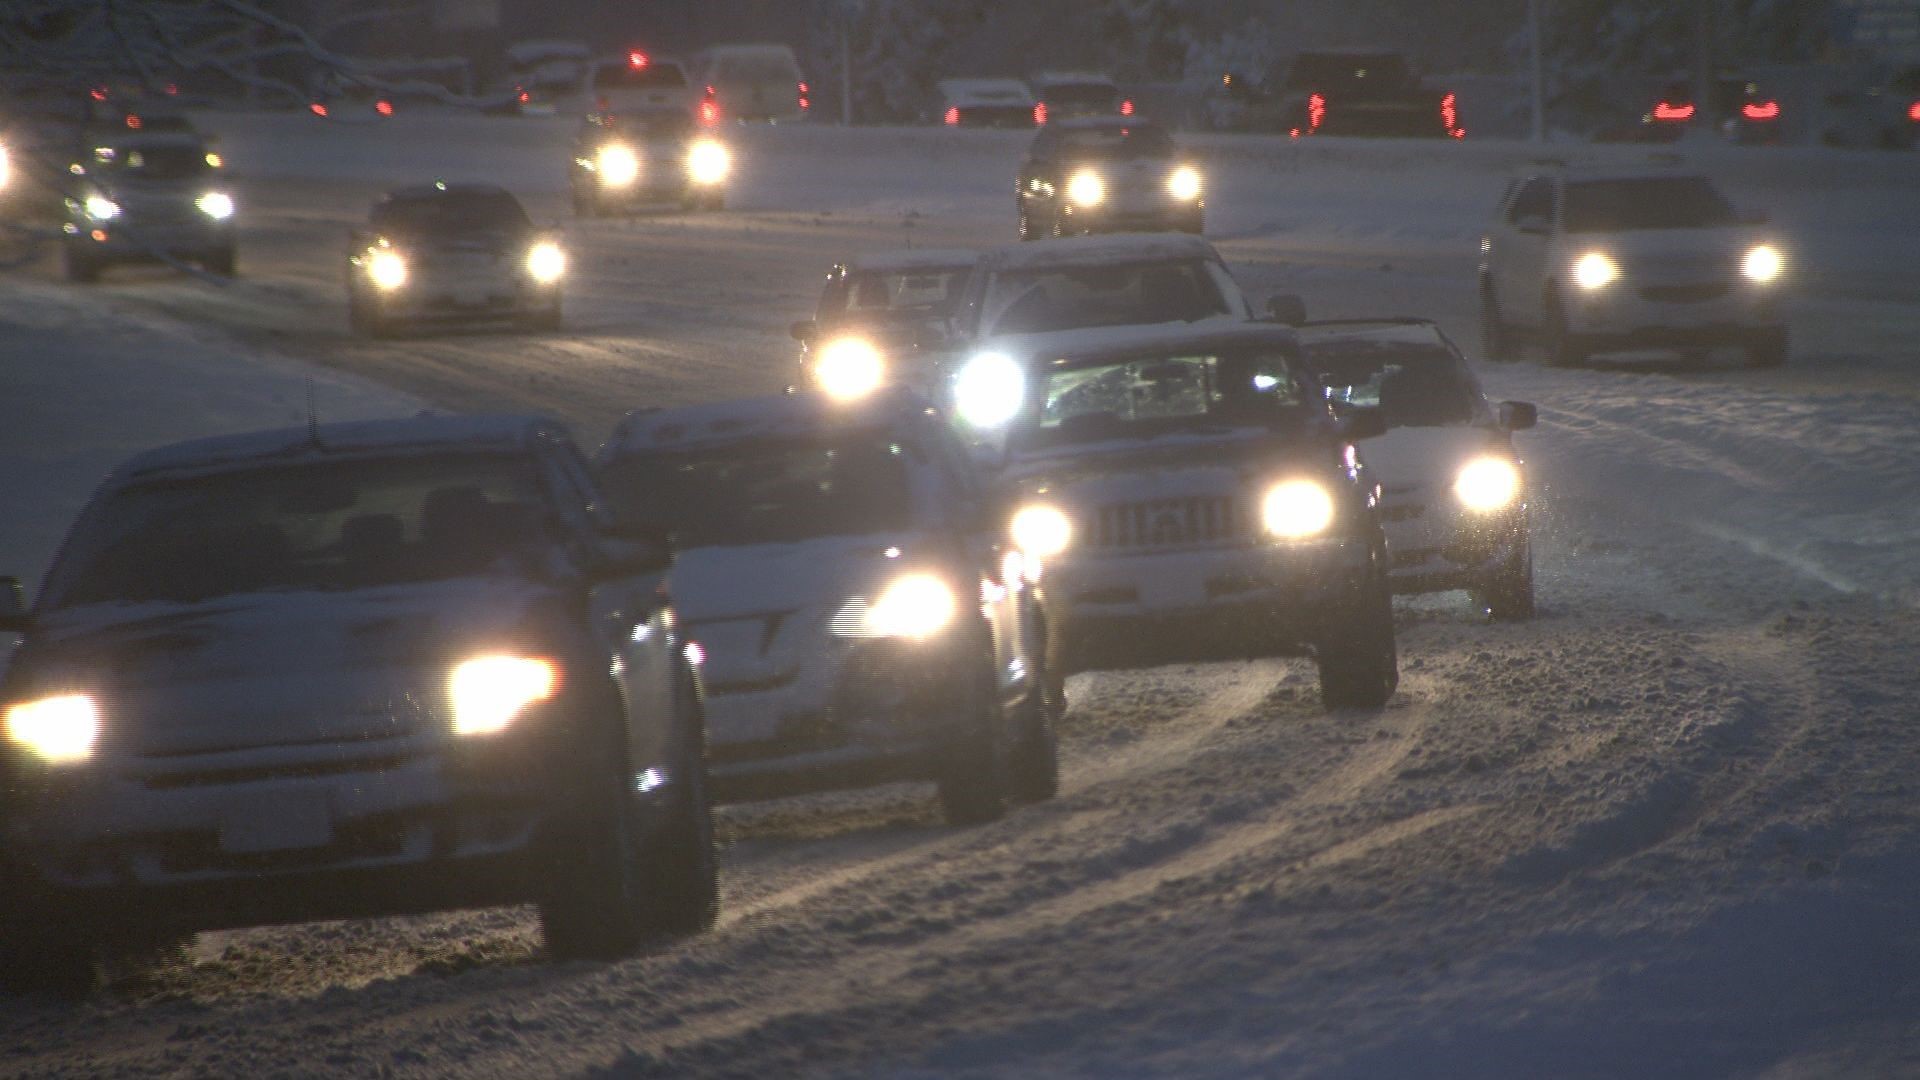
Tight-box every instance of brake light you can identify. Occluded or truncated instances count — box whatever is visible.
[1307,92,1326,133]
[1120,99,1134,116]
[699,98,720,126]
[1440,91,1458,134]
[945,106,961,125]
[309,102,328,117]
[89,86,107,101]
[629,50,648,69]
[124,113,141,129]
[1453,127,1466,139]
[165,83,179,96]
[1908,100,1920,122]
[799,83,810,110]
[376,99,394,116]
[1034,101,1048,125]
[1652,101,1694,121]
[1742,100,1779,121]
[518,90,530,104]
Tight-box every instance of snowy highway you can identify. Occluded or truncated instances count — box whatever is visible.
[2,114,1920,1077]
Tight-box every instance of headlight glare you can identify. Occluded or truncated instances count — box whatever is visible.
[84,195,120,221]
[525,240,566,283]
[367,249,407,290]
[1454,456,1521,512]
[1261,480,1335,539]
[0,146,11,192]
[1742,243,1782,282]
[1067,169,1105,207]
[596,143,640,186]
[1167,165,1203,200]
[449,656,558,736]
[813,337,886,401]
[1011,505,1072,557]
[850,574,957,640]
[4,694,99,764]
[1572,251,1618,290]
[953,351,1025,429]
[196,191,235,220]
[687,139,732,185]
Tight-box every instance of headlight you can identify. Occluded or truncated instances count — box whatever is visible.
[4,694,99,764]
[1572,251,1618,290]
[367,249,408,290]
[1067,169,1105,207]
[1454,456,1520,512]
[448,656,557,736]
[953,351,1025,429]
[840,574,957,640]
[1011,505,1072,557]
[84,195,120,221]
[1167,165,1203,201]
[1261,480,1335,539]
[525,240,566,283]
[197,191,234,220]
[596,143,640,186]
[0,145,10,192]
[687,139,731,185]
[813,337,886,401]
[1742,243,1782,283]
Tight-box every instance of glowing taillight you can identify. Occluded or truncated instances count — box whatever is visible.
[165,83,179,96]
[1908,100,1920,122]
[1652,101,1694,121]
[945,106,961,125]
[699,99,720,126]
[1453,127,1466,139]
[90,87,107,101]
[1441,91,1458,132]
[124,113,141,129]
[309,102,328,117]
[1034,101,1048,125]
[518,90,530,104]
[375,99,394,116]
[1120,99,1134,116]
[1742,100,1779,121]
[629,50,648,68]
[1307,92,1326,133]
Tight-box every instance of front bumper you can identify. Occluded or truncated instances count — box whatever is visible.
[1061,200,1203,235]
[359,275,559,322]
[1380,501,1526,594]
[64,218,232,260]
[1564,278,1783,344]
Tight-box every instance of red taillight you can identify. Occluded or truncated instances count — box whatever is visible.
[309,102,329,117]
[1652,101,1694,121]
[518,90,530,104]
[1307,92,1326,133]
[375,99,394,116]
[1453,127,1466,139]
[1440,91,1458,133]
[1908,100,1920,122]
[124,113,141,129]
[944,106,961,126]
[699,99,720,126]
[799,97,810,110]
[629,50,648,69]
[165,83,179,96]
[89,86,107,101]
[798,82,809,94]
[1034,101,1048,125]
[1120,99,1134,116]
[1742,100,1779,121]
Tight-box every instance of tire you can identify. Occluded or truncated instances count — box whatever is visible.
[524,302,562,333]
[537,775,650,961]
[0,923,96,1000]
[1006,652,1060,804]
[936,650,1012,825]
[348,295,392,338]
[1315,570,1399,711]
[1542,288,1587,367]
[202,244,237,277]
[1746,327,1788,368]
[572,184,597,218]
[1475,537,1536,621]
[630,677,718,938]
[703,191,726,211]
[1480,281,1516,362]
[1018,210,1038,242]
[62,244,101,284]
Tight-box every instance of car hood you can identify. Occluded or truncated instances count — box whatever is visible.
[11,579,561,757]
[1355,425,1511,503]
[1007,430,1317,506]
[389,229,537,256]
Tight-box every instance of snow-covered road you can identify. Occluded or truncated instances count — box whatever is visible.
[2,114,1918,1078]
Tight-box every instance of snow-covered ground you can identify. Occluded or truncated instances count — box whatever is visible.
[2,113,1918,1078]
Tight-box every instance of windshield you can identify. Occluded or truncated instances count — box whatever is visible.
[1305,339,1480,427]
[91,142,211,180]
[1059,126,1175,161]
[1022,349,1305,446]
[1039,83,1119,110]
[823,267,970,322]
[982,259,1233,336]
[1563,178,1737,232]
[41,454,554,609]
[372,192,531,236]
[598,434,916,547]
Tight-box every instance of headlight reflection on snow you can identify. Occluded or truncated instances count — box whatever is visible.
[4,693,99,764]
[448,656,557,736]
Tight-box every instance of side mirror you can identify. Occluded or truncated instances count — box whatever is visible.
[1497,400,1537,431]
[0,576,27,634]
[1339,406,1388,441]
[790,319,817,343]
[1514,214,1550,236]
[1264,294,1307,326]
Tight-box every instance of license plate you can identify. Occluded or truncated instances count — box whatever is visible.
[219,789,334,853]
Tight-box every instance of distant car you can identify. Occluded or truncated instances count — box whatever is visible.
[0,414,716,995]
[346,183,566,337]
[1015,118,1204,240]
[693,44,808,123]
[1820,66,1920,149]
[937,77,1037,127]
[59,119,236,281]
[789,249,978,400]
[594,391,1058,821]
[1277,50,1462,138]
[501,39,592,115]
[995,322,1398,709]
[584,51,696,115]
[1297,318,1537,618]
[568,109,731,215]
[1478,170,1789,367]
[1030,72,1129,125]
[1629,76,1783,145]
[1198,70,1289,133]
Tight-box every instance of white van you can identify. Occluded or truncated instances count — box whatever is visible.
[694,43,808,122]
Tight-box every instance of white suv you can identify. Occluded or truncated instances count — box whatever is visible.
[1479,170,1789,368]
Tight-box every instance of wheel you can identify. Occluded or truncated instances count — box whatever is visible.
[936,648,1012,825]
[0,922,96,999]
[1542,288,1587,367]
[630,673,718,938]
[1018,210,1038,241]
[348,295,392,338]
[62,244,101,284]
[523,302,562,333]
[572,184,597,218]
[202,244,237,277]
[1474,537,1536,621]
[1480,281,1516,362]
[1746,327,1788,368]
[703,191,726,211]
[1006,651,1060,804]
[1315,570,1399,711]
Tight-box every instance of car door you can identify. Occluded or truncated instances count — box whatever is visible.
[1019,132,1058,222]
[926,423,1035,710]
[1494,176,1556,328]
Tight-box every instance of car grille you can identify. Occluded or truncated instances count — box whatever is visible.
[1087,496,1247,550]
[1640,282,1730,303]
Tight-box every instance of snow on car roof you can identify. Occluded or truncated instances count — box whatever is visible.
[842,248,979,274]
[990,319,1300,363]
[977,232,1219,274]
[117,413,564,480]
[601,391,937,460]
[938,78,1033,104]
[1294,319,1446,348]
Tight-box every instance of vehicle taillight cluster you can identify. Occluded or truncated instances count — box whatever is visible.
[1033,101,1048,126]
[376,99,394,116]
[1441,91,1464,138]
[1652,100,1695,121]
[309,102,329,117]
[1908,100,1920,122]
[1120,99,1134,116]
[798,81,810,111]
[629,50,648,69]
[945,106,961,126]
[1291,92,1327,138]
[1741,100,1780,121]
[700,86,720,126]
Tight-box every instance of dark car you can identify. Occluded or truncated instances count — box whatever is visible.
[1029,72,1129,125]
[1297,318,1537,618]
[937,78,1038,128]
[994,322,1398,709]
[1820,66,1920,149]
[1277,50,1463,139]
[568,108,731,215]
[0,414,716,995]
[1632,76,1783,145]
[595,390,1057,821]
[788,248,978,400]
[59,119,236,281]
[1015,119,1204,240]
[345,183,566,336]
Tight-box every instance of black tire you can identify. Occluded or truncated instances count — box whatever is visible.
[62,244,101,284]
[1475,537,1536,621]
[348,295,392,339]
[1542,288,1587,367]
[537,777,650,961]
[1006,654,1060,804]
[936,651,1012,825]
[524,302,562,333]
[1480,281,1516,362]
[631,678,718,938]
[1316,572,1399,711]
[1746,327,1788,368]
[0,925,96,1000]
[202,245,237,277]
[572,184,597,218]
[1018,210,1038,241]
[703,191,726,212]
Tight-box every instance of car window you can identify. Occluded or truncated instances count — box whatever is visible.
[1563,177,1736,232]
[1025,349,1304,445]
[41,453,556,609]
[373,192,531,235]
[1507,177,1553,225]
[824,268,969,321]
[90,142,211,180]
[983,259,1233,336]
[598,434,917,547]
[1057,126,1175,160]
[1305,340,1481,427]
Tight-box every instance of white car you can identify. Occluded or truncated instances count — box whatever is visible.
[1298,318,1537,618]
[1478,169,1789,368]
[593,391,1058,823]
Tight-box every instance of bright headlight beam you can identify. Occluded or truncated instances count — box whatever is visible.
[813,337,886,401]
[1261,480,1335,539]
[1167,165,1203,201]
[953,352,1025,429]
[1454,456,1520,512]
[0,146,11,192]
[4,693,99,764]
[596,143,641,186]
[687,139,731,185]
[1572,251,1618,290]
[862,573,956,640]
[367,249,407,290]
[1067,169,1105,207]
[525,240,566,283]
[197,191,234,220]
[448,656,557,736]
[84,194,120,221]
[1743,243,1782,283]
[1011,505,1072,557]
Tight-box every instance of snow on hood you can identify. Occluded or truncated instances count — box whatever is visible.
[670,533,929,622]
[1357,425,1512,496]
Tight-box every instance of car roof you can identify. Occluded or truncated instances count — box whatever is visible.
[1000,320,1301,364]
[840,248,979,274]
[115,413,566,482]
[977,232,1219,273]
[600,390,938,460]
[378,182,517,203]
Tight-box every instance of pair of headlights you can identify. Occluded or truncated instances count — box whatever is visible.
[364,240,566,291]
[808,340,1029,432]
[83,191,234,223]
[2,656,562,763]
[1572,244,1783,291]
[1063,165,1203,208]
[595,139,732,187]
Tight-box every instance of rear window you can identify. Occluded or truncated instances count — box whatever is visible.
[1286,54,1414,92]
[92,142,211,180]
[1563,177,1736,232]
[823,268,970,321]
[714,52,801,82]
[373,192,531,235]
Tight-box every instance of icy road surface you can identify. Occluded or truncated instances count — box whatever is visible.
[1,114,1918,1078]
